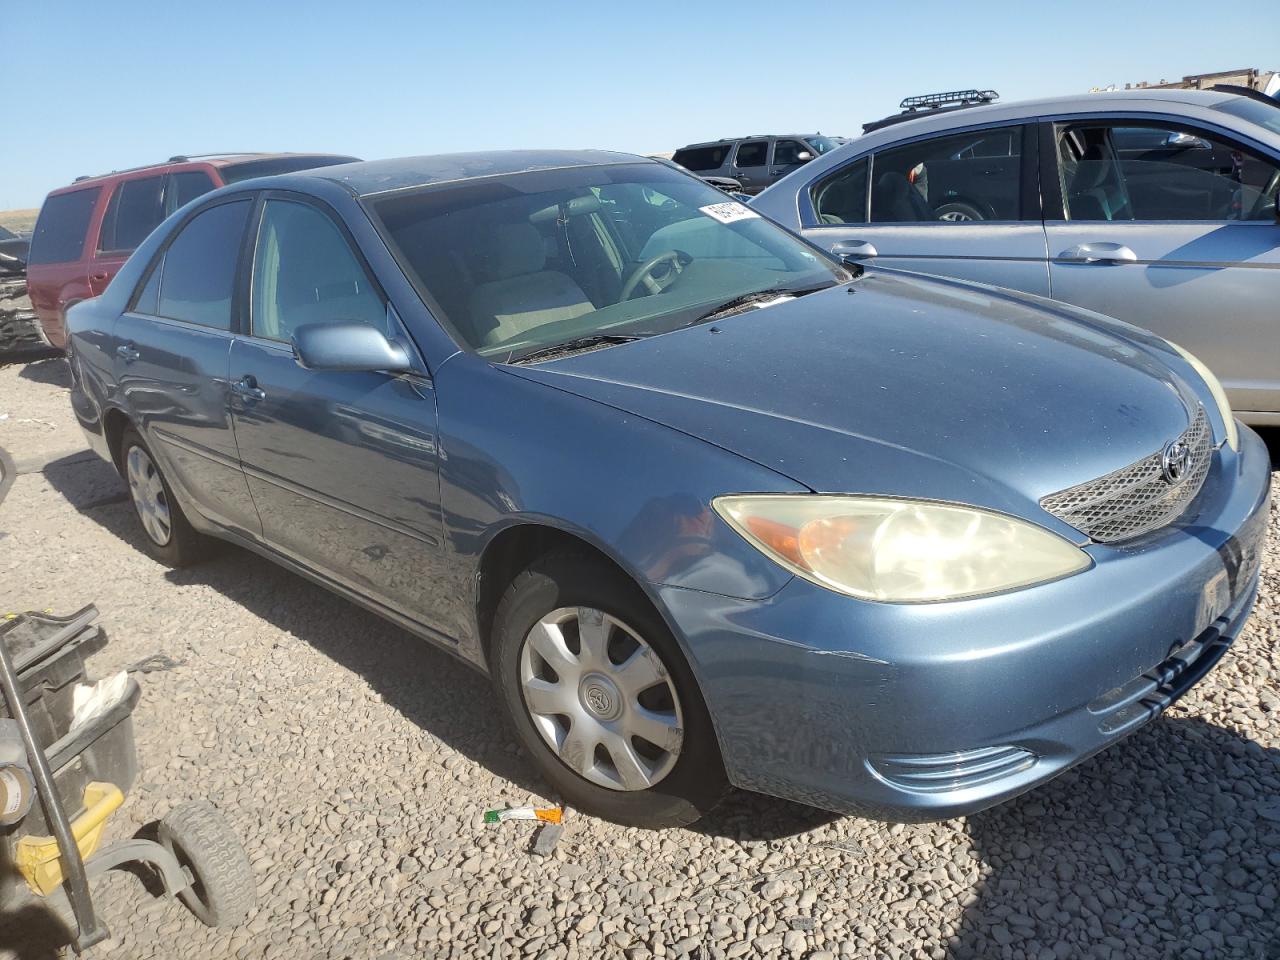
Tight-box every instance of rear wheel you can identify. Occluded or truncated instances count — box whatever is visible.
[934,200,985,222]
[119,427,209,567]
[491,553,728,828]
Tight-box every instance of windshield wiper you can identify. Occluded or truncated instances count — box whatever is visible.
[509,334,646,365]
[688,282,837,327]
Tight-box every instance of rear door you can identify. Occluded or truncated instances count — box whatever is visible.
[1043,118,1280,417]
[227,194,447,628]
[731,139,771,194]
[112,196,260,536]
[89,174,166,297]
[799,123,1051,294]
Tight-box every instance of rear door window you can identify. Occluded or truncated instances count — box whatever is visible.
[811,158,870,224]
[870,126,1025,222]
[98,176,165,253]
[734,140,768,168]
[672,146,728,172]
[167,171,217,214]
[155,200,252,329]
[27,188,101,264]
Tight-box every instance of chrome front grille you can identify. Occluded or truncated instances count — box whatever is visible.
[1040,407,1213,543]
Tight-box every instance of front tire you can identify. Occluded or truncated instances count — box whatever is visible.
[119,427,209,567]
[491,553,728,828]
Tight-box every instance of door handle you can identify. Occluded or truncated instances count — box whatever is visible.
[116,343,140,363]
[1058,242,1137,265]
[231,375,267,402]
[90,272,109,282]
[830,240,879,261]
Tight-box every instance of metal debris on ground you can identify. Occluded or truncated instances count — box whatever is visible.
[125,653,187,675]
[530,821,564,857]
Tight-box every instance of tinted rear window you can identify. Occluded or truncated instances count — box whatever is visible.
[169,171,216,211]
[156,200,251,329]
[28,188,101,265]
[672,146,728,172]
[218,155,359,184]
[99,176,165,253]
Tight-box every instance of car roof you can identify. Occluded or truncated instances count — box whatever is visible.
[292,150,649,198]
[852,88,1248,143]
[675,135,830,150]
[48,153,357,195]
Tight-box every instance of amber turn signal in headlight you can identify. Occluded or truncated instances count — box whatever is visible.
[714,495,1091,603]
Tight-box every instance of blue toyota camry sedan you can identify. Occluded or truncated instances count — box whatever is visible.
[65,151,1270,827]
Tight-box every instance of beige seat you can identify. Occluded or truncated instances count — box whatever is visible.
[467,223,595,346]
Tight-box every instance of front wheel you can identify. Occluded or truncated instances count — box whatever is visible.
[491,553,728,828]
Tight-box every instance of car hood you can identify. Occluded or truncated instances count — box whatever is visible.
[505,272,1202,538]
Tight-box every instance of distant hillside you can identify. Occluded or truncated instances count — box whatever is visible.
[0,209,39,235]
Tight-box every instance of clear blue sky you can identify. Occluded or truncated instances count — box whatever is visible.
[4,0,1276,209]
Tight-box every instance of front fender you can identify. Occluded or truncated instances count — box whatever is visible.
[433,353,805,649]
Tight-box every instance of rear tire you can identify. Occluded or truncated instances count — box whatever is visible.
[119,427,209,567]
[491,552,728,828]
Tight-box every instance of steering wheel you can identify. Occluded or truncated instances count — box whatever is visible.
[620,250,690,300]
[1249,168,1280,220]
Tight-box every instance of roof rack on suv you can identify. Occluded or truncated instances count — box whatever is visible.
[863,89,1000,134]
[167,152,268,163]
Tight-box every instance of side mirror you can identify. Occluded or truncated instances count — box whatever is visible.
[292,322,414,374]
[1164,131,1210,150]
[796,151,814,162]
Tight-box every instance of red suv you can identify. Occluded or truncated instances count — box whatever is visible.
[26,152,358,348]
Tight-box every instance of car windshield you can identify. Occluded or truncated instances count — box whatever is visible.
[370,162,845,360]
[807,136,844,154]
[1214,94,1280,136]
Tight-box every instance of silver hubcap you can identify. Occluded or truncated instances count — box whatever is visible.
[519,606,684,791]
[126,445,172,546]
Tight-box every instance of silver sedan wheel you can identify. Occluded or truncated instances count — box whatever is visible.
[126,445,172,546]
[519,606,684,792]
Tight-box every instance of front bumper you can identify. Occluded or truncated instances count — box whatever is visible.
[661,427,1272,821]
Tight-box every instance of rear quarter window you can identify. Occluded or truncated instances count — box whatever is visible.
[673,146,728,172]
[27,188,101,265]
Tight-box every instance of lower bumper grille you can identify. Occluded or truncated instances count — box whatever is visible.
[868,745,1036,794]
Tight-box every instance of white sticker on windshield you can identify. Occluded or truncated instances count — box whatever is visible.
[699,201,760,225]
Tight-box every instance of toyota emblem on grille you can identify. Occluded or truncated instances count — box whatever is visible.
[1161,439,1191,484]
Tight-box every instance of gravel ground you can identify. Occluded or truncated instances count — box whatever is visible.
[1,349,1278,960]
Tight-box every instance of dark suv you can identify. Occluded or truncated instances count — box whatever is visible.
[671,135,845,194]
[26,152,358,348]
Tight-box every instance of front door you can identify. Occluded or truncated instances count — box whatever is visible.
[1044,119,1280,417]
[227,196,448,627]
[802,124,1051,295]
[113,197,260,536]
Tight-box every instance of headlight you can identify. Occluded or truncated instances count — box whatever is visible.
[714,495,1091,603]
[1168,341,1238,451]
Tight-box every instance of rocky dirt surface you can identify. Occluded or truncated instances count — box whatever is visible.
[0,354,1277,960]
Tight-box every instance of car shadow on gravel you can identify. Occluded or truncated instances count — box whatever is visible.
[947,715,1280,959]
[16,356,69,387]
[39,452,555,804]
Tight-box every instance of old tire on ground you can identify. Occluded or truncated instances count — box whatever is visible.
[491,552,729,828]
[158,801,255,928]
[118,427,210,567]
